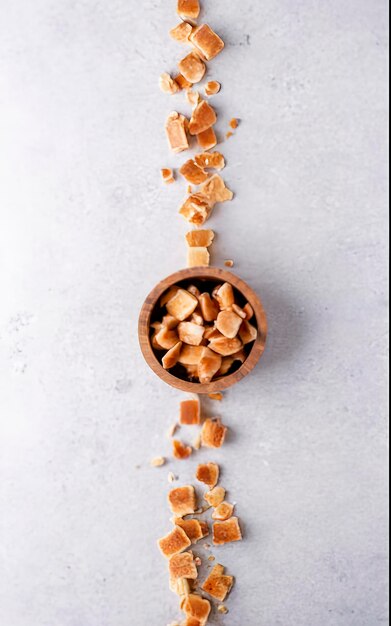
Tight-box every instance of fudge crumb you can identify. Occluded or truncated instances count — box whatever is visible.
[224,259,234,267]
[205,80,221,96]
[168,472,177,483]
[218,605,229,614]
[151,456,166,467]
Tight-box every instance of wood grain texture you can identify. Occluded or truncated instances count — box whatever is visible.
[138,267,268,393]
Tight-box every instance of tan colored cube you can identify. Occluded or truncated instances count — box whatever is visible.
[169,552,198,580]
[199,293,220,322]
[195,151,225,171]
[177,0,200,20]
[197,127,217,150]
[173,440,193,460]
[202,564,234,602]
[168,485,197,516]
[180,397,200,425]
[200,174,233,205]
[213,517,242,545]
[178,322,205,346]
[166,112,189,153]
[175,518,204,544]
[214,283,235,309]
[166,289,198,321]
[212,502,234,521]
[208,336,242,356]
[215,310,242,339]
[155,327,180,350]
[182,594,211,625]
[179,194,212,226]
[190,24,225,60]
[158,526,192,558]
[187,247,210,268]
[198,347,222,384]
[162,341,183,370]
[180,159,209,185]
[201,418,227,448]
[170,21,193,43]
[196,462,220,489]
[186,229,215,248]
[179,51,206,84]
[159,72,180,95]
[189,101,217,136]
[239,320,258,344]
[178,345,204,366]
[204,486,226,508]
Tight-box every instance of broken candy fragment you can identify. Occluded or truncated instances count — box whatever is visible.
[175,518,204,544]
[182,594,211,626]
[214,283,235,309]
[170,21,193,43]
[212,502,234,521]
[160,72,180,95]
[168,485,197,516]
[201,418,228,448]
[200,174,233,205]
[179,51,206,84]
[155,327,180,350]
[213,517,242,545]
[208,336,243,357]
[215,310,242,339]
[178,345,204,366]
[180,159,210,185]
[169,552,198,580]
[190,24,225,61]
[173,440,193,461]
[161,168,175,184]
[166,112,189,153]
[166,289,198,321]
[158,526,192,557]
[178,322,205,346]
[189,101,217,136]
[198,347,222,384]
[187,247,210,268]
[202,564,234,602]
[196,463,220,489]
[175,73,193,91]
[177,0,200,20]
[204,486,226,508]
[199,293,219,322]
[239,320,258,344]
[197,127,217,150]
[194,151,225,171]
[180,397,200,425]
[162,341,183,370]
[186,230,215,248]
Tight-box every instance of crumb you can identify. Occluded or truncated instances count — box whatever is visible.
[218,605,229,614]
[226,131,233,140]
[168,472,176,483]
[151,456,166,467]
[208,392,223,401]
[205,80,221,96]
[204,486,226,508]
[193,433,202,450]
[230,118,239,129]
[173,439,193,460]
[212,502,235,521]
[168,423,179,438]
[196,463,220,489]
[224,259,234,268]
[159,73,180,95]
[201,418,228,448]
[161,168,175,184]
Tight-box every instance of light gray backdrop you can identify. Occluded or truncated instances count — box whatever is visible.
[0,1,389,625]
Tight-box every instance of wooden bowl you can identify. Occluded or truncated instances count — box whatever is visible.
[138,267,268,394]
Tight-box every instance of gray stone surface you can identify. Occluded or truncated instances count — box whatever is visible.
[0,1,388,625]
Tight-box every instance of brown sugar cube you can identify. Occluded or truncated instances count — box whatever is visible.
[199,293,220,322]
[180,397,200,425]
[204,486,226,508]
[212,502,234,521]
[189,101,217,136]
[178,345,204,366]
[178,322,205,346]
[166,112,189,154]
[200,174,233,205]
[161,168,175,184]
[159,72,180,95]
[187,247,210,268]
[161,285,181,307]
[182,594,211,625]
[186,230,215,248]
[162,342,183,370]
[166,289,198,321]
[177,0,200,20]
[232,304,247,319]
[201,418,227,448]
[173,440,193,460]
[243,302,254,320]
[162,314,180,329]
[239,320,258,344]
[196,463,220,489]
[217,356,235,376]
[169,552,198,581]
[175,73,193,91]
[215,283,235,309]
[175,518,204,544]
[205,80,221,96]
[179,52,206,84]
[209,337,242,357]
[158,526,192,558]
[213,517,242,546]
[215,310,242,339]
[179,194,212,226]
[197,127,217,151]
[180,159,210,185]
[198,347,222,384]
[170,21,193,44]
[202,564,234,602]
[155,327,180,350]
[199,521,210,538]
[190,24,225,61]
[194,151,225,171]
[168,485,197,516]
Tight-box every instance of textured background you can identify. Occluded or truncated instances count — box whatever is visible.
[0,1,389,625]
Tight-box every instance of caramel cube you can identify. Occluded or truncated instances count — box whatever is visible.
[177,0,200,20]
[208,336,242,356]
[169,552,198,580]
[204,486,225,508]
[166,289,198,321]
[205,80,221,96]
[194,151,225,171]
[201,418,227,448]
[158,526,192,558]
[199,293,219,322]
[179,194,212,226]
[187,247,210,268]
[189,101,217,136]
[173,440,193,460]
[213,517,242,545]
[197,127,217,150]
[239,320,258,344]
[178,345,204,366]
[160,72,180,95]
[196,463,220,489]
[180,159,209,185]
[202,564,234,602]
[212,502,234,521]
[198,347,222,384]
[214,283,235,309]
[162,341,183,370]
[155,327,180,350]
[170,21,193,43]
[168,485,197,516]
[179,51,206,84]
[178,321,205,346]
[182,594,211,625]
[180,397,201,425]
[186,230,215,248]
[190,24,225,60]
[200,174,233,205]
[175,518,204,544]
[166,112,189,153]
[215,310,242,339]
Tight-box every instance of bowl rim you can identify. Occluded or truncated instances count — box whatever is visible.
[138,267,268,394]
